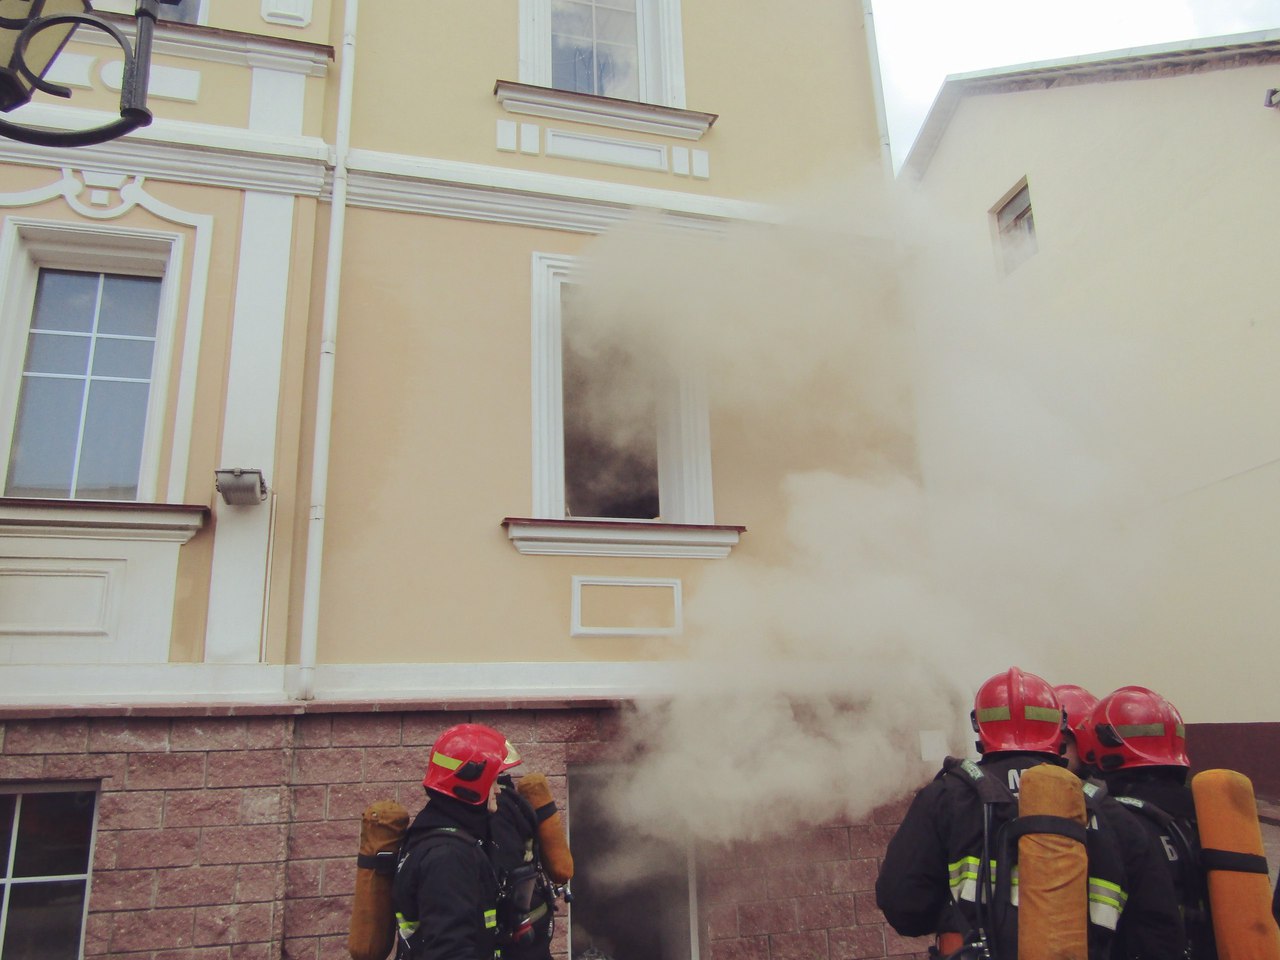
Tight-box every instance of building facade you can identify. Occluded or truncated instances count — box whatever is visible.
[902,32,1280,788]
[0,2,934,959]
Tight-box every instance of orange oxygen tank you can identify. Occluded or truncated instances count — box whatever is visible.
[515,773,574,883]
[937,932,966,956]
[348,800,410,960]
[1190,770,1280,960]
[1017,764,1089,960]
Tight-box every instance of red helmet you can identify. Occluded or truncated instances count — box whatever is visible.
[971,667,1066,755]
[1079,686,1188,771]
[422,724,522,805]
[1053,684,1099,734]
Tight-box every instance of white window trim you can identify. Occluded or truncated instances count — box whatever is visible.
[527,252,727,558]
[519,0,687,109]
[0,219,185,503]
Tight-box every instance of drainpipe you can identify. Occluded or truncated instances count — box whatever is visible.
[861,0,895,178]
[296,0,359,700]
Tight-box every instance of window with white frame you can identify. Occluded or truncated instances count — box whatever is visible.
[530,253,713,527]
[0,221,181,503]
[92,0,202,21]
[568,766,697,959]
[0,785,98,960]
[521,0,686,107]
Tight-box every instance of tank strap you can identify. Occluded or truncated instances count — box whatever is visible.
[1200,848,1269,875]
[1006,814,1087,845]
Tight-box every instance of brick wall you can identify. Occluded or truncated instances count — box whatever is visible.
[0,704,921,960]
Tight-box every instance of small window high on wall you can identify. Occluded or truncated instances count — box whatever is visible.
[0,785,98,960]
[994,180,1037,274]
[568,766,697,960]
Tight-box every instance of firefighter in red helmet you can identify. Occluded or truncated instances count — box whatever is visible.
[1053,684,1099,776]
[875,667,1183,960]
[393,723,520,960]
[1078,686,1217,960]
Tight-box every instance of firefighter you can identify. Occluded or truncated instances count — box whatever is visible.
[488,752,567,960]
[1078,686,1217,960]
[393,723,520,960]
[874,666,1184,960]
[1053,684,1099,776]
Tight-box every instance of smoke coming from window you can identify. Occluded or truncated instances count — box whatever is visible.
[565,168,1160,849]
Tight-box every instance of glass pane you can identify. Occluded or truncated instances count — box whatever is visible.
[595,7,637,46]
[75,380,147,500]
[596,43,639,100]
[92,338,156,380]
[98,274,161,337]
[597,0,636,10]
[552,36,596,94]
[158,0,200,22]
[1,880,87,960]
[32,271,98,334]
[0,794,15,874]
[23,332,90,376]
[12,792,95,878]
[5,377,83,498]
[551,0,594,40]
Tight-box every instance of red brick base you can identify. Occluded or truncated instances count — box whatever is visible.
[0,704,925,960]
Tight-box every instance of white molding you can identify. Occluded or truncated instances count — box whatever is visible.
[342,150,771,238]
[530,252,572,517]
[0,660,692,704]
[74,16,332,76]
[0,502,206,666]
[261,0,312,27]
[204,191,294,664]
[495,81,714,140]
[544,128,668,172]
[0,501,206,541]
[571,576,682,637]
[102,62,201,102]
[505,519,740,559]
[249,67,307,137]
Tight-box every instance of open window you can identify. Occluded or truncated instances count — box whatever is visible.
[529,252,714,529]
[993,180,1037,274]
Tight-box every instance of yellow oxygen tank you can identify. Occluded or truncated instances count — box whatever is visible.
[1191,770,1280,960]
[515,773,574,883]
[348,800,410,960]
[1017,764,1089,960]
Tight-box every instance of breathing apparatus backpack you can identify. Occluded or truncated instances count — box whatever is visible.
[937,758,1095,960]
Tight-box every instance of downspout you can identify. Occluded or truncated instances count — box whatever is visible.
[861,0,895,179]
[296,0,359,700]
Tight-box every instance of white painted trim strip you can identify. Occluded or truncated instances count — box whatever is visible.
[571,576,683,637]
[544,129,668,172]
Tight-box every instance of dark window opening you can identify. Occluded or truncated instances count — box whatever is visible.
[995,182,1037,273]
[561,287,660,520]
[568,767,692,960]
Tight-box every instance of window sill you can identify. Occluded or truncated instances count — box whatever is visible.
[494,81,717,141]
[503,517,743,559]
[0,498,209,542]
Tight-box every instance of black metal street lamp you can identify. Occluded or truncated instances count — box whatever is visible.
[0,0,181,147]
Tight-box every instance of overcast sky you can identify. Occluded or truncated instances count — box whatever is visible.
[871,0,1280,167]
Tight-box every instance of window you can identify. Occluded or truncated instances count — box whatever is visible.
[158,0,202,24]
[530,253,713,528]
[6,270,161,500]
[0,785,98,960]
[521,0,686,107]
[568,767,697,960]
[994,181,1037,273]
[0,221,180,504]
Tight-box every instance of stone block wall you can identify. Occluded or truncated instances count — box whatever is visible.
[0,703,922,960]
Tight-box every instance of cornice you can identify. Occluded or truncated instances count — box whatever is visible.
[494,80,716,140]
[75,15,334,76]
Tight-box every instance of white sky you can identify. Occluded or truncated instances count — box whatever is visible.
[871,0,1280,167]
